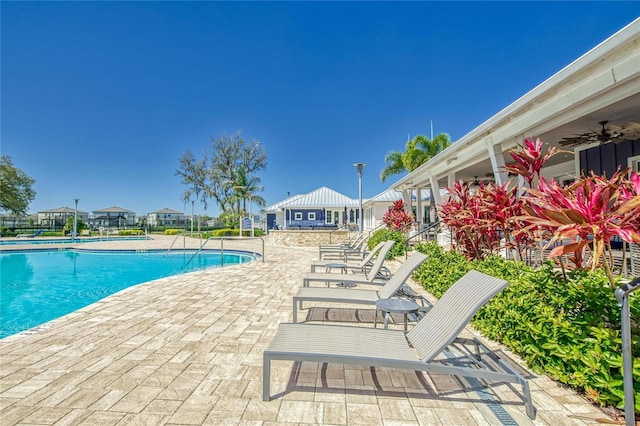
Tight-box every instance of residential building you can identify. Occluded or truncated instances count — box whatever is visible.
[265,187,361,230]
[37,207,89,229]
[91,206,136,229]
[147,208,186,227]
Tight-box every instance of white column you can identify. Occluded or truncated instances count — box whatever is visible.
[416,187,423,224]
[487,142,508,185]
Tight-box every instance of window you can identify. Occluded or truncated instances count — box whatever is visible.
[325,210,333,224]
[308,212,316,221]
[294,212,302,221]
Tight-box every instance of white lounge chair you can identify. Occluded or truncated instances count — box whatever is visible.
[263,270,536,419]
[301,240,395,288]
[293,251,427,322]
[310,240,386,273]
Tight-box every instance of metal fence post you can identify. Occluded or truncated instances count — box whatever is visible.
[614,277,640,426]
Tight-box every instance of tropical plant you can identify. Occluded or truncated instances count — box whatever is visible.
[227,166,266,216]
[382,199,414,231]
[519,168,640,288]
[413,242,640,414]
[504,137,567,187]
[380,133,452,182]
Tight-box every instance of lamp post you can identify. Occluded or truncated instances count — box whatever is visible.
[353,163,366,234]
[191,200,195,235]
[73,198,79,241]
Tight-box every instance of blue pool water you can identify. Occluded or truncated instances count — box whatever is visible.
[0,249,255,338]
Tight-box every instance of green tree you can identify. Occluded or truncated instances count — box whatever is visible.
[0,155,36,217]
[176,132,267,216]
[380,133,451,221]
[229,166,266,216]
[63,216,88,235]
[380,133,451,182]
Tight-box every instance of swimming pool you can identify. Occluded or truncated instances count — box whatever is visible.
[0,249,255,338]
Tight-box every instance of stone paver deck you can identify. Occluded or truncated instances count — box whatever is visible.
[0,236,615,425]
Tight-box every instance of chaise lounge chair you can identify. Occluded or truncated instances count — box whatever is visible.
[310,240,394,280]
[293,251,427,322]
[16,229,44,238]
[318,234,367,261]
[264,270,536,419]
[301,240,396,288]
[310,240,387,273]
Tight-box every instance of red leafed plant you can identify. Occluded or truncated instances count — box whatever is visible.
[383,199,414,231]
[505,137,566,187]
[519,168,640,288]
[439,179,536,260]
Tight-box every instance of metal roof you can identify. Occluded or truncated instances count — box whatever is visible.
[366,188,430,203]
[265,186,360,210]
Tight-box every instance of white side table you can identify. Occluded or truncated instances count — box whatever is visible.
[374,298,419,331]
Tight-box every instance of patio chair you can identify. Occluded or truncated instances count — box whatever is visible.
[318,234,367,261]
[293,251,427,322]
[310,240,394,278]
[16,229,44,238]
[264,270,536,420]
[301,240,395,288]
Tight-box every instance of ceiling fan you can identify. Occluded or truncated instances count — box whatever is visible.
[472,173,495,186]
[559,121,640,146]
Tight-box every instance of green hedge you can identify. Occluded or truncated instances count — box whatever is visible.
[414,241,639,413]
[118,229,144,236]
[367,228,408,258]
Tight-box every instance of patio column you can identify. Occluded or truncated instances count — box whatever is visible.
[429,174,443,222]
[416,187,423,224]
[487,142,508,185]
[403,189,412,215]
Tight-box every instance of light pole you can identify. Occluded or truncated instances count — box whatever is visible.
[73,198,79,241]
[191,200,195,235]
[248,194,254,237]
[353,163,366,234]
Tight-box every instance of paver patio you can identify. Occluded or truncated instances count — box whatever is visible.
[0,236,615,425]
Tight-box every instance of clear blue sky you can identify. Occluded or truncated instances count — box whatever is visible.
[2,2,638,217]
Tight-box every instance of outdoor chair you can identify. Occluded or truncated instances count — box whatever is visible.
[318,234,368,261]
[293,251,427,322]
[310,240,394,278]
[301,240,395,288]
[264,270,536,420]
[16,229,44,238]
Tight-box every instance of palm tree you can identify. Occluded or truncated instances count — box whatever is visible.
[229,166,266,216]
[380,133,451,221]
[380,133,451,182]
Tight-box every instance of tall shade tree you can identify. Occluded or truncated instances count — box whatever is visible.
[380,133,451,182]
[0,155,36,217]
[176,132,267,215]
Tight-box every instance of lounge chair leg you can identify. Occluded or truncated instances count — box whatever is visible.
[521,378,536,419]
[293,298,298,323]
[263,355,271,401]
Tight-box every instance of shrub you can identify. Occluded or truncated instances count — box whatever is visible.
[164,229,182,235]
[368,228,407,258]
[118,229,144,236]
[413,243,640,413]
